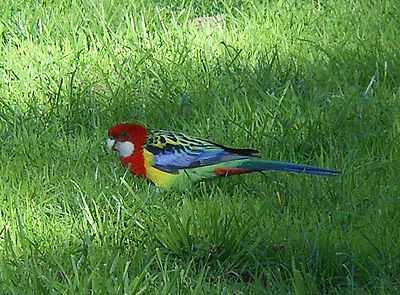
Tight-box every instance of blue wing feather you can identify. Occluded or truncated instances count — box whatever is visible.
[147,145,251,173]
[144,130,256,173]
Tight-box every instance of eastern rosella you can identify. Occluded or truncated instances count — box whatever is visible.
[107,123,339,189]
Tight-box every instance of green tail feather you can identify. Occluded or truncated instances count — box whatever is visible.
[240,158,339,177]
[171,158,339,189]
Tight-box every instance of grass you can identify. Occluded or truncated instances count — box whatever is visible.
[1,0,399,293]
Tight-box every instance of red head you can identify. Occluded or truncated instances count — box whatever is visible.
[107,123,148,158]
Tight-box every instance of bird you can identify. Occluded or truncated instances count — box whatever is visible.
[107,123,339,189]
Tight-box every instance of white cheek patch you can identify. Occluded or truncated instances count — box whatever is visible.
[114,141,135,157]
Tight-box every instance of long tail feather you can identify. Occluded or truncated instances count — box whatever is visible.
[241,159,340,177]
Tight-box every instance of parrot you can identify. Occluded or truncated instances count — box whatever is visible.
[107,123,339,189]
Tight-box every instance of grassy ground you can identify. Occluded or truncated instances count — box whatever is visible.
[1,0,399,293]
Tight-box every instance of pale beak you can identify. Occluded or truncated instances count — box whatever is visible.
[107,136,116,150]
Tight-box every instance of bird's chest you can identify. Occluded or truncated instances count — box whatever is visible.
[119,150,146,177]
[142,149,177,187]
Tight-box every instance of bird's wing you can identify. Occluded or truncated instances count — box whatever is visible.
[144,130,259,173]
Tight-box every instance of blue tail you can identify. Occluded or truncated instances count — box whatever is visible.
[242,159,340,177]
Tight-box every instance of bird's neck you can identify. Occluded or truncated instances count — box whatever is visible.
[120,125,148,177]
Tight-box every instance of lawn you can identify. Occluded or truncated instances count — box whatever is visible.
[1,0,399,293]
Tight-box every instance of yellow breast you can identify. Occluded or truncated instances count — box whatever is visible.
[143,149,177,187]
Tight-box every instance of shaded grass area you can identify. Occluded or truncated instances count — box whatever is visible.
[1,0,399,293]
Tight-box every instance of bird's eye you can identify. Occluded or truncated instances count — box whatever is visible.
[121,132,127,138]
